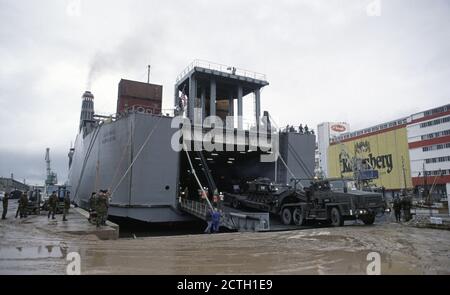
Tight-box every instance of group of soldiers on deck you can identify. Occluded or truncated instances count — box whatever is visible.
[283,124,315,135]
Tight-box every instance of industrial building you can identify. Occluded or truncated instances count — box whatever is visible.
[316,122,350,177]
[327,117,412,191]
[319,103,450,199]
[407,104,450,198]
[0,177,29,194]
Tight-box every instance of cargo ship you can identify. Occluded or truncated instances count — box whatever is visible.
[67,60,315,223]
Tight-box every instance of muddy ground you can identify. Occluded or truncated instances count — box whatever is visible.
[1,201,449,274]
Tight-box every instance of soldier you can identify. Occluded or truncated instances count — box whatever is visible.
[95,190,109,227]
[402,195,412,222]
[212,188,219,208]
[47,191,58,220]
[204,208,213,234]
[88,192,97,223]
[393,196,401,222]
[62,193,71,221]
[304,124,309,134]
[211,208,221,233]
[298,124,304,134]
[2,192,8,219]
[19,192,28,218]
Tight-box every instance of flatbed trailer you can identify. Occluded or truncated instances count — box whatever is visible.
[225,178,387,227]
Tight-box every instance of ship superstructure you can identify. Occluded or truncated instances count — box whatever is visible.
[68,61,315,223]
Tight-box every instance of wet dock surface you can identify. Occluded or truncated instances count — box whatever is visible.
[1,200,449,274]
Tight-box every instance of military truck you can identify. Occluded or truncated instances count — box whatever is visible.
[26,189,42,215]
[225,178,387,226]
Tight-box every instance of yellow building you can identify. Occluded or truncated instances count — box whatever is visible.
[327,126,413,190]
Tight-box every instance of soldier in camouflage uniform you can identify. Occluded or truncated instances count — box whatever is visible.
[95,190,109,227]
[2,192,8,219]
[62,193,71,221]
[47,191,58,220]
[88,192,97,223]
[19,192,28,218]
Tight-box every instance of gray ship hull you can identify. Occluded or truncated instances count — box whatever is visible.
[68,113,193,223]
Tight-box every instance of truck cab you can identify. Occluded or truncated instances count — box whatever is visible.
[305,178,386,225]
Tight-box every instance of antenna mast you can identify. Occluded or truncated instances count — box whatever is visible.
[147,65,151,83]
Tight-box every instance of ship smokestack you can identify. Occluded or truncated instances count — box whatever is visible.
[79,91,95,131]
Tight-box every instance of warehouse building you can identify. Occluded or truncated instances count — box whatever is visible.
[0,177,29,194]
[407,104,450,200]
[319,104,450,199]
[327,117,412,191]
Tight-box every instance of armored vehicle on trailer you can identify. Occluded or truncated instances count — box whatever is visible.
[225,178,386,226]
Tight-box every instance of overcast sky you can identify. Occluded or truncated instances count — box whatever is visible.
[1,0,449,185]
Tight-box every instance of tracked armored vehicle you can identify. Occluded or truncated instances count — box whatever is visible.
[225,178,386,226]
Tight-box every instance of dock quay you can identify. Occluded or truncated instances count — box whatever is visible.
[0,201,119,241]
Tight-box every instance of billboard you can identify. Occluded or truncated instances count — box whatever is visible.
[329,122,350,137]
[327,127,413,190]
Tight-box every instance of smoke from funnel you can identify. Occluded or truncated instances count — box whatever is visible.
[86,53,108,90]
[85,26,165,90]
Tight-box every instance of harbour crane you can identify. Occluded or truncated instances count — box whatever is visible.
[45,148,58,186]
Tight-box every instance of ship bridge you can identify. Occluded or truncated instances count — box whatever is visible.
[174,60,269,131]
[174,61,281,226]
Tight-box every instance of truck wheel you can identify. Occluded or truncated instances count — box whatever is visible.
[232,198,240,209]
[360,214,375,225]
[293,207,306,226]
[330,207,344,227]
[281,208,293,225]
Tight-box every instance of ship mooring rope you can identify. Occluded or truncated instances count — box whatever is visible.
[73,124,103,203]
[287,142,315,178]
[182,143,214,212]
[277,151,304,190]
[110,115,164,198]
[266,113,305,190]
[108,129,133,191]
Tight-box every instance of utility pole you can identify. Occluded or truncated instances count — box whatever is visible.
[147,65,151,84]
[423,162,429,204]
[401,156,407,191]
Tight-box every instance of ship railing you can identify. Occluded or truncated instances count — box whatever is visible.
[178,197,270,232]
[176,59,267,82]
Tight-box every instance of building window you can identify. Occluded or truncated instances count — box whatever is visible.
[424,155,450,164]
[421,129,450,141]
[420,116,450,128]
[422,142,450,152]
